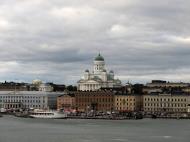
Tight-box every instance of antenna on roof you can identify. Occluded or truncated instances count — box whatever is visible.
[98,51,101,56]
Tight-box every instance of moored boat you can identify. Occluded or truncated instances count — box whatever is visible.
[0,108,7,113]
[29,110,67,119]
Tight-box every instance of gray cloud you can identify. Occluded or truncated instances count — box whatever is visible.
[0,0,190,84]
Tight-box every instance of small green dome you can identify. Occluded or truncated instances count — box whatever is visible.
[95,53,104,61]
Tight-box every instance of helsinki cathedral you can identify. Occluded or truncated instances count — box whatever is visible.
[77,53,122,91]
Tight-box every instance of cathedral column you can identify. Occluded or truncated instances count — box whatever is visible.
[92,84,94,91]
[83,84,85,91]
[95,84,98,90]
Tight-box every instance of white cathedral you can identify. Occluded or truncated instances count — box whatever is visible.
[77,53,122,91]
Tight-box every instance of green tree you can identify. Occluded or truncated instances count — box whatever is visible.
[66,85,77,91]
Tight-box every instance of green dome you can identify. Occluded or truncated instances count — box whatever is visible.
[95,53,104,61]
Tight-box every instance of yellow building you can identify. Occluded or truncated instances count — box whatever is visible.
[57,93,75,110]
[114,95,141,112]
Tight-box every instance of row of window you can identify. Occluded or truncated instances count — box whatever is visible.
[1,99,46,103]
[79,104,113,107]
[116,103,135,106]
[3,104,46,109]
[2,99,44,102]
[116,107,134,110]
[144,103,187,107]
[144,98,187,102]
[0,96,45,99]
[116,98,136,101]
[77,98,113,102]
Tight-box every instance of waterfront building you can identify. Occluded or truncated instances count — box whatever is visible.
[75,91,114,112]
[57,91,75,110]
[77,53,122,91]
[143,93,190,113]
[0,91,63,110]
[142,80,190,113]
[114,94,142,112]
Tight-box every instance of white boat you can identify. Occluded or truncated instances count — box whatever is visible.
[0,108,7,113]
[29,110,67,119]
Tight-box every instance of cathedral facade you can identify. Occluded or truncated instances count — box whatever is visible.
[77,53,122,91]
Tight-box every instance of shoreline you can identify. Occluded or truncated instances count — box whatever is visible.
[1,113,190,120]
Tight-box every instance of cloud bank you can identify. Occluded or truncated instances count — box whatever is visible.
[0,0,190,84]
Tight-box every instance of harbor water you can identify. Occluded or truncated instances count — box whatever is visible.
[0,115,190,142]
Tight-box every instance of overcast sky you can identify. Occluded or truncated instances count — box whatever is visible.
[0,0,190,84]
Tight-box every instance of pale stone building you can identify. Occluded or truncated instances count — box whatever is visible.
[77,53,122,91]
[143,93,190,113]
[0,91,63,110]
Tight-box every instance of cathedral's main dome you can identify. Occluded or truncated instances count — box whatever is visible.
[94,53,104,61]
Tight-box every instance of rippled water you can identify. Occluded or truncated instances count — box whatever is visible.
[0,115,190,142]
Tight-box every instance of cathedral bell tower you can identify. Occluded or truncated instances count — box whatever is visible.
[93,53,105,74]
